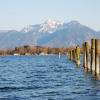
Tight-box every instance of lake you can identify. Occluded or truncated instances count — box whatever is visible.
[0,55,100,100]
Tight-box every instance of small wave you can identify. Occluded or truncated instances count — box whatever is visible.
[0,86,41,91]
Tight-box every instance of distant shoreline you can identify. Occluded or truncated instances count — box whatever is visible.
[0,45,75,56]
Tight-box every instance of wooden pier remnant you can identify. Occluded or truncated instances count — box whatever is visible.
[91,39,95,74]
[67,51,70,60]
[67,38,100,80]
[95,39,100,77]
[73,49,76,62]
[85,42,90,71]
[69,50,72,60]
[83,43,86,69]
[72,50,74,61]
[72,50,75,61]
[76,45,80,66]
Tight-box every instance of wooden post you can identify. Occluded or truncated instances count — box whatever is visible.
[86,42,90,71]
[72,50,74,61]
[74,49,76,63]
[73,49,76,62]
[69,50,72,60]
[83,44,85,67]
[72,50,75,61]
[67,50,70,60]
[76,45,80,66]
[84,43,87,69]
[91,39,95,74]
[95,39,100,77]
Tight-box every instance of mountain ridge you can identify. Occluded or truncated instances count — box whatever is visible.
[0,20,99,49]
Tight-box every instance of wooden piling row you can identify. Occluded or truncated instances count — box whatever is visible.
[82,39,100,78]
[68,45,80,67]
[68,38,100,79]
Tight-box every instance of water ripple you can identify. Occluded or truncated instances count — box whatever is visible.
[0,55,100,100]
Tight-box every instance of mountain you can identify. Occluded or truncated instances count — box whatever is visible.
[37,21,97,47]
[0,20,99,49]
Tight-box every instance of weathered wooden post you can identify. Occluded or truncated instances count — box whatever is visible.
[69,50,72,60]
[83,43,87,69]
[91,39,95,74]
[72,50,74,61]
[95,39,100,78]
[67,50,70,60]
[86,42,90,71]
[73,49,76,62]
[72,50,75,61]
[74,49,76,63]
[76,45,80,66]
[83,44,85,67]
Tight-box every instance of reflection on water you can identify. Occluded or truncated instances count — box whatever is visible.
[0,55,100,100]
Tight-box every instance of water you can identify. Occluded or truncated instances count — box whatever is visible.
[0,55,100,100]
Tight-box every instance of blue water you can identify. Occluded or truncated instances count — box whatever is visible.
[0,55,100,100]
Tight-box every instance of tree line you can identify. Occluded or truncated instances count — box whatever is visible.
[0,45,73,56]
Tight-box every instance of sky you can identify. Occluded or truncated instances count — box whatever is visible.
[0,0,100,31]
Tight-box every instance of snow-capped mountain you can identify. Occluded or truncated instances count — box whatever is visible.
[21,19,63,33]
[0,20,99,49]
[39,19,63,33]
